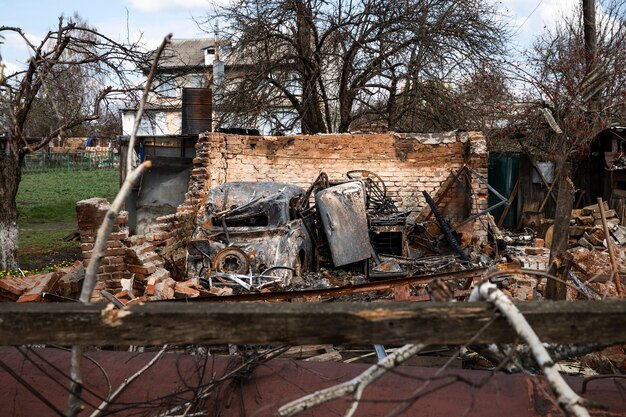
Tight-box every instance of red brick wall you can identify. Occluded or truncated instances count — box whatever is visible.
[76,198,131,301]
[76,199,181,301]
[198,131,488,233]
[76,131,489,294]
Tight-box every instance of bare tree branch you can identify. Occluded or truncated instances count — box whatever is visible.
[277,343,426,417]
[65,33,172,417]
[89,345,168,417]
[470,281,591,417]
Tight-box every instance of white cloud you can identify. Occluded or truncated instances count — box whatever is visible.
[96,14,208,51]
[498,0,578,49]
[124,0,228,13]
[2,61,23,78]
[3,31,42,51]
[1,31,43,71]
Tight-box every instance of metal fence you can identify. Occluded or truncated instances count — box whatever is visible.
[22,150,120,173]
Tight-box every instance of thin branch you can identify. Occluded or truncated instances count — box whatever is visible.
[277,343,425,417]
[80,34,172,304]
[156,345,290,417]
[0,358,67,417]
[67,32,171,417]
[89,345,168,417]
[66,345,83,417]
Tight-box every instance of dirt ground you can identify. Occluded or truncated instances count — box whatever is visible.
[17,244,82,271]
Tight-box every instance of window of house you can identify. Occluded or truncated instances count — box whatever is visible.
[220,44,232,59]
[189,73,204,88]
[259,109,300,135]
[153,112,168,135]
[286,72,302,96]
[155,76,177,98]
[138,114,155,135]
[137,111,168,135]
[204,47,215,65]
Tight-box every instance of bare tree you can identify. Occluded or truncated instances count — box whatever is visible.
[391,63,515,132]
[0,15,144,271]
[508,0,626,298]
[203,0,508,134]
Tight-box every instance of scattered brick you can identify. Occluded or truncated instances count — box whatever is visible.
[174,283,200,298]
[525,247,544,255]
[16,293,42,303]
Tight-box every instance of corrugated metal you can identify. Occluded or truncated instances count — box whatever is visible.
[182,88,212,135]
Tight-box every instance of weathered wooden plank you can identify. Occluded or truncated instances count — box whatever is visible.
[0,301,624,346]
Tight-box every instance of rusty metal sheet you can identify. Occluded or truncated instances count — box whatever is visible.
[182,88,212,135]
[315,182,371,267]
[1,347,624,417]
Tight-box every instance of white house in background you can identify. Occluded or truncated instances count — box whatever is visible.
[121,38,301,138]
[121,38,217,138]
[120,38,301,236]
[120,39,220,235]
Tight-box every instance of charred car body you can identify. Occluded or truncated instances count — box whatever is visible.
[186,182,313,290]
[186,170,477,293]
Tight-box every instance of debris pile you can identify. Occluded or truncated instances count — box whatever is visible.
[0,272,62,302]
[567,200,625,299]
[485,199,626,301]
[9,183,626,307]
[0,261,83,302]
[183,169,487,296]
[569,201,626,248]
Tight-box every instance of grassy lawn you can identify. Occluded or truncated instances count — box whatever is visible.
[17,169,119,269]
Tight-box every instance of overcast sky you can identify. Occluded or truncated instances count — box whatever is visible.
[1,0,578,75]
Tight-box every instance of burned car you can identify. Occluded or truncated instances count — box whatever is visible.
[186,170,476,295]
[186,182,313,291]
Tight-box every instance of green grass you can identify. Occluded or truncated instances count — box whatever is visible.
[17,169,120,258]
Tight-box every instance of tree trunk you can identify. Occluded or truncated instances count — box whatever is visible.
[294,0,327,134]
[337,91,354,133]
[582,0,597,65]
[0,142,22,271]
[546,162,575,300]
[300,86,327,134]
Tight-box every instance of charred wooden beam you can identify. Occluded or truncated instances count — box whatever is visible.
[0,301,624,346]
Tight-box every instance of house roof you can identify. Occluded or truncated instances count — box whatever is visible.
[148,38,237,71]
[154,38,216,70]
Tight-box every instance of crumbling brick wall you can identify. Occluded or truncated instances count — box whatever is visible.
[197,131,489,239]
[76,131,489,297]
[76,198,131,301]
[76,198,173,302]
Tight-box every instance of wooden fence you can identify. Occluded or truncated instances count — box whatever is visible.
[0,300,624,346]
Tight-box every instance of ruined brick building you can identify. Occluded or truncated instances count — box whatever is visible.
[76,131,489,301]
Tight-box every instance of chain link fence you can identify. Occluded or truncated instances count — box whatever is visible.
[22,149,120,173]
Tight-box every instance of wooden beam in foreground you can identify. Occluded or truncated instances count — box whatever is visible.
[0,300,624,346]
